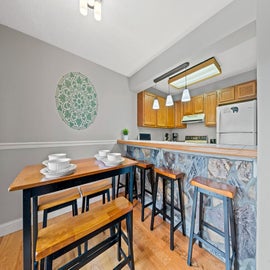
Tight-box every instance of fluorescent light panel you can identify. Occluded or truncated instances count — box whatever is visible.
[169,57,221,89]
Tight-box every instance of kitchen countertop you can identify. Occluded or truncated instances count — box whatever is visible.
[117,139,257,159]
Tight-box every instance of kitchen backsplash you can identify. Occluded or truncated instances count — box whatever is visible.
[137,123,216,142]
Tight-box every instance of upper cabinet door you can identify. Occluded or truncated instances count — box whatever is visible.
[204,91,217,126]
[156,96,167,127]
[183,100,193,115]
[193,95,204,114]
[166,104,175,128]
[137,91,156,127]
[235,80,257,101]
[217,86,235,105]
[174,101,187,129]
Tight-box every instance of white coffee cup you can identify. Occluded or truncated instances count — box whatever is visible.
[47,158,71,172]
[48,153,67,160]
[107,153,121,162]
[98,150,110,157]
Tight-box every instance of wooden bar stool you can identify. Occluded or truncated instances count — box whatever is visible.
[117,173,138,199]
[150,167,186,250]
[38,187,81,227]
[80,179,112,213]
[187,176,237,270]
[136,161,154,222]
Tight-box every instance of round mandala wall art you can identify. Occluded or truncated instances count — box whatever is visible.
[55,72,98,130]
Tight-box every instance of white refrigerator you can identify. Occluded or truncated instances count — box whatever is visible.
[216,100,257,145]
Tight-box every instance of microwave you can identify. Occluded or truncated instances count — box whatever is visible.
[139,133,151,140]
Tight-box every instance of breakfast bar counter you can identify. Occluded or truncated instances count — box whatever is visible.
[117,139,257,159]
[117,139,257,269]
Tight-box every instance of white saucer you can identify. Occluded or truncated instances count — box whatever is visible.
[94,154,106,161]
[40,164,77,178]
[102,157,125,167]
[42,160,49,166]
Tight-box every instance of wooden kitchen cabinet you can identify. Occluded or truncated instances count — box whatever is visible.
[183,100,193,115]
[137,91,157,127]
[235,80,256,101]
[137,91,176,128]
[193,95,204,113]
[204,91,217,126]
[174,101,187,128]
[167,105,175,128]
[217,86,235,105]
[183,94,204,115]
[156,96,167,127]
[217,80,256,105]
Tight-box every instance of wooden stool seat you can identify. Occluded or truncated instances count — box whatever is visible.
[154,167,185,180]
[38,187,81,228]
[38,188,81,211]
[150,167,185,250]
[190,176,236,198]
[187,176,237,270]
[80,180,112,213]
[80,180,112,197]
[35,197,134,270]
[136,161,154,170]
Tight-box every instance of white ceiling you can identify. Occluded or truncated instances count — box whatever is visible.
[0,0,256,93]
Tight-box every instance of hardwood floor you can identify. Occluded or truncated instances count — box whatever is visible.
[0,199,225,270]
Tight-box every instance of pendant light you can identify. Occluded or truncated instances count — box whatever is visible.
[181,68,191,102]
[152,83,160,109]
[165,85,174,106]
[152,98,160,110]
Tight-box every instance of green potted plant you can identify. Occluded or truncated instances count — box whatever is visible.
[122,128,129,140]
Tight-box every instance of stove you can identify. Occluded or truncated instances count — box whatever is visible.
[184,136,208,144]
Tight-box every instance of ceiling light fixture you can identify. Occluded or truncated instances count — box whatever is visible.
[169,57,221,89]
[165,85,174,106]
[80,0,102,21]
[181,68,191,102]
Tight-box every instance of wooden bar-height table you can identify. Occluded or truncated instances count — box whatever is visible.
[9,157,138,270]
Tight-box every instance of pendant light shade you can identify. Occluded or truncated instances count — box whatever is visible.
[181,88,191,102]
[165,94,174,106]
[153,98,160,110]
[94,0,102,21]
[181,67,191,102]
[80,0,88,16]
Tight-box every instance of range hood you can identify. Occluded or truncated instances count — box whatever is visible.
[182,113,205,124]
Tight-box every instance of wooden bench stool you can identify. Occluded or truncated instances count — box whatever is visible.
[150,167,186,250]
[187,176,237,270]
[136,161,154,222]
[35,197,134,270]
[38,187,81,227]
[80,179,112,213]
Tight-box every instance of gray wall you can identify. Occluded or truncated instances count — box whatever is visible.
[257,0,270,269]
[0,25,137,229]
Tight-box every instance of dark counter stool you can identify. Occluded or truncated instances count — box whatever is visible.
[150,167,186,250]
[135,161,154,222]
[116,173,138,199]
[187,176,237,270]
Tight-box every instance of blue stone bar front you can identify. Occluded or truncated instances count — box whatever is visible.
[117,140,257,270]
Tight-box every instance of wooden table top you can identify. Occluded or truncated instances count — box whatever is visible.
[9,157,138,192]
